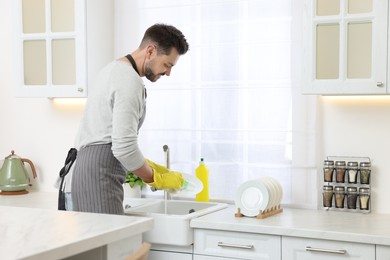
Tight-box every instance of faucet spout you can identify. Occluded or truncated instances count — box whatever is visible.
[163,145,171,200]
[149,145,171,193]
[163,145,170,169]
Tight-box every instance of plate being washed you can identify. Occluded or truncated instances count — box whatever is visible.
[235,179,269,217]
[169,173,203,197]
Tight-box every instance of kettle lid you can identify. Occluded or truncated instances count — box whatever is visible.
[5,150,20,160]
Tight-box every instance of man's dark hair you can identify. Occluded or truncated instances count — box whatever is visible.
[140,23,189,55]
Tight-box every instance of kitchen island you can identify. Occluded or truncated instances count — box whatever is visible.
[0,192,153,260]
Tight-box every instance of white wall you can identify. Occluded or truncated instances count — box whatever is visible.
[2,1,390,213]
[320,96,390,213]
[0,1,83,191]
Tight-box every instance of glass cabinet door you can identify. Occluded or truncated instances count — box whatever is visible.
[16,0,86,97]
[302,0,388,94]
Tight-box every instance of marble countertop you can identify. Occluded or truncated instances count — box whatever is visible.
[191,205,390,246]
[0,191,153,260]
[4,191,390,255]
[0,191,58,209]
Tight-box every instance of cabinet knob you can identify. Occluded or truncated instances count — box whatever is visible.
[377,82,384,87]
[77,88,84,92]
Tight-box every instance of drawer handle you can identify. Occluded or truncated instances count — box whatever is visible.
[217,242,254,250]
[306,246,346,254]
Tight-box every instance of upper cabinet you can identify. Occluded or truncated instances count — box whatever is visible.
[14,0,114,98]
[302,0,389,95]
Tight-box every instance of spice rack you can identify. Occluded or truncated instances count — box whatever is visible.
[322,156,371,214]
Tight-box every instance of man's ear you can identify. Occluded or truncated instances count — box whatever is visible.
[146,44,157,58]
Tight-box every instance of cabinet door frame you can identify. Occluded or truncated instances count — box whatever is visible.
[194,229,281,260]
[302,0,388,95]
[14,0,87,98]
[282,236,375,260]
[376,245,390,260]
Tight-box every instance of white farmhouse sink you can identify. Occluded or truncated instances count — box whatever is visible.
[123,198,157,210]
[124,199,227,245]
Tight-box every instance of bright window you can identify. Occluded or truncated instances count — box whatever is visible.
[134,0,317,208]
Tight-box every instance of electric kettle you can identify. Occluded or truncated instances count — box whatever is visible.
[0,150,37,192]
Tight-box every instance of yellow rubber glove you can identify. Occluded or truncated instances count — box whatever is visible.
[145,159,170,174]
[145,159,184,190]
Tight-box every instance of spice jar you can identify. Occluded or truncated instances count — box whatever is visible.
[335,161,346,183]
[347,161,358,184]
[346,187,358,209]
[323,160,334,182]
[334,186,345,208]
[359,188,370,210]
[359,162,371,184]
[323,185,334,208]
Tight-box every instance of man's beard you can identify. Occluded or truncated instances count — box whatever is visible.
[145,66,161,82]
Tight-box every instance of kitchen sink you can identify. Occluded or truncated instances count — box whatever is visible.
[124,199,228,245]
[123,198,157,210]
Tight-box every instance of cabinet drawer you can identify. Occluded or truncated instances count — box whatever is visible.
[282,236,375,260]
[194,229,281,260]
[149,250,192,260]
[376,245,390,260]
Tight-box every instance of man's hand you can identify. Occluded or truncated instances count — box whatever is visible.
[145,159,184,190]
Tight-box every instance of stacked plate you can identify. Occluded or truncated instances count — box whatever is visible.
[234,176,283,217]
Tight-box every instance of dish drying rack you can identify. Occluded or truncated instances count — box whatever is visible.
[235,205,283,219]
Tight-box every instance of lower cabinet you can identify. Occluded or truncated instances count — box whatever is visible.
[194,255,239,260]
[149,250,192,260]
[376,245,390,260]
[148,244,193,260]
[194,229,281,260]
[147,230,389,260]
[282,237,375,260]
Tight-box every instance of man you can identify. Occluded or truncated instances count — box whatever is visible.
[71,23,189,214]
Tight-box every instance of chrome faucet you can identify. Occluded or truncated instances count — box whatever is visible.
[163,145,170,169]
[163,145,171,200]
[149,144,171,198]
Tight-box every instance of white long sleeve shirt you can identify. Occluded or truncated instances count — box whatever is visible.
[76,60,147,171]
[59,60,147,193]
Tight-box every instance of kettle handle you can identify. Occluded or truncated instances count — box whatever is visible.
[21,158,37,179]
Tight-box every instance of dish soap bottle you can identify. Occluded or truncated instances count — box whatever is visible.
[196,158,209,202]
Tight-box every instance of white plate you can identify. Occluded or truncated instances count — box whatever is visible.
[261,176,277,210]
[235,179,269,217]
[169,173,203,197]
[274,178,283,205]
[265,176,283,206]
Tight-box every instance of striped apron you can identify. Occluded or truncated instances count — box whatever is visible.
[71,143,126,215]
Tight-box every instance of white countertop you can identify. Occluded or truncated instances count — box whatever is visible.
[4,191,390,256]
[0,191,153,260]
[0,191,58,209]
[191,205,390,246]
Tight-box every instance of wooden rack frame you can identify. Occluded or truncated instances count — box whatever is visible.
[235,205,283,219]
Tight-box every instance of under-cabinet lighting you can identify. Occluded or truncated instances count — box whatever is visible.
[50,98,87,109]
[321,95,390,105]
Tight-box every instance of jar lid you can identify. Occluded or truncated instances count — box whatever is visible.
[359,187,370,193]
[334,186,345,191]
[347,161,358,167]
[347,187,357,192]
[323,185,333,190]
[360,162,371,167]
[324,160,334,166]
[335,161,346,166]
